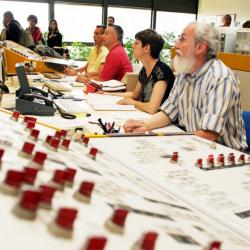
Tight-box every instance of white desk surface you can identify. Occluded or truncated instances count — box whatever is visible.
[36,87,182,134]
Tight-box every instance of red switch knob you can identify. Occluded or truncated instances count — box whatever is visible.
[207,154,214,167]
[23,116,37,124]
[61,139,71,150]
[206,241,222,250]
[84,236,107,250]
[19,190,41,211]
[79,181,95,197]
[196,158,203,168]
[89,147,98,159]
[32,151,47,166]
[0,148,4,161]
[51,169,66,190]
[60,130,67,138]
[49,207,78,238]
[26,121,36,130]
[54,130,63,139]
[111,208,129,227]
[217,154,225,166]
[13,190,41,220]
[2,170,24,195]
[50,137,60,151]
[21,142,35,156]
[39,185,56,209]
[171,152,178,163]
[105,207,129,234]
[74,181,94,203]
[227,153,235,164]
[82,136,90,146]
[30,129,40,140]
[45,135,53,144]
[11,111,20,121]
[64,167,76,187]
[23,167,38,185]
[239,154,245,164]
[140,232,158,250]
[55,207,78,230]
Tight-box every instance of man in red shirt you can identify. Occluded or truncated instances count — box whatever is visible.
[81,25,132,82]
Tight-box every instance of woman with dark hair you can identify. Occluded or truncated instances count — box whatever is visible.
[27,14,43,45]
[47,19,62,48]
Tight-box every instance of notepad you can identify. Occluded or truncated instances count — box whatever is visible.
[87,93,137,111]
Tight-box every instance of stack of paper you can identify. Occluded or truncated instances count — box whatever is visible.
[90,79,126,91]
[87,93,136,111]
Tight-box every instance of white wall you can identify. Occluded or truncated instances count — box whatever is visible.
[198,0,250,24]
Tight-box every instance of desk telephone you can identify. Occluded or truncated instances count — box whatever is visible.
[15,63,54,116]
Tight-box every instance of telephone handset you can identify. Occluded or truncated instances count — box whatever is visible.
[19,93,53,107]
[30,87,49,97]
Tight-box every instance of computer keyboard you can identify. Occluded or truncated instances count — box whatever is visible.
[44,80,72,92]
[54,99,90,114]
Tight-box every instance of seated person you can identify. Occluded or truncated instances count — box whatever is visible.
[124,22,247,151]
[104,29,175,114]
[2,11,21,43]
[65,25,108,78]
[76,25,132,82]
[47,19,62,48]
[26,14,44,45]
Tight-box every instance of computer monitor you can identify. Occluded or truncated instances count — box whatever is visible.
[235,28,250,55]
[15,63,32,95]
[218,27,237,53]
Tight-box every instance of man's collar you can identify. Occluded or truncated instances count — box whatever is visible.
[189,59,215,79]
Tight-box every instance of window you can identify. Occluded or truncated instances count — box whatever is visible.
[156,11,196,37]
[54,3,102,42]
[0,1,48,32]
[108,7,151,40]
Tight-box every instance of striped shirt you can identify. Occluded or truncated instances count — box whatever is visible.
[160,59,247,150]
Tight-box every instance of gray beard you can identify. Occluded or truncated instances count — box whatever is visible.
[173,54,196,74]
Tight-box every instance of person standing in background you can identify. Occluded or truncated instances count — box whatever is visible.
[27,14,43,45]
[221,14,232,27]
[107,16,115,26]
[47,19,62,48]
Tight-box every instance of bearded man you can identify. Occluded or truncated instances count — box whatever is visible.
[123,22,247,151]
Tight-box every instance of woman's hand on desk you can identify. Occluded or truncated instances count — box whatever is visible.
[117,98,135,105]
[123,119,150,133]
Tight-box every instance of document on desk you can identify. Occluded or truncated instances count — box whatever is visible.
[90,79,125,87]
[59,76,84,87]
[87,93,137,111]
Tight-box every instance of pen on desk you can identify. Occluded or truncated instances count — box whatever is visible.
[76,113,91,118]
[97,118,109,133]
[83,131,195,138]
[88,121,100,125]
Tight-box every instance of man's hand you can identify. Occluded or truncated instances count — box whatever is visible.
[64,68,77,76]
[123,119,151,133]
[117,98,135,105]
[76,74,89,83]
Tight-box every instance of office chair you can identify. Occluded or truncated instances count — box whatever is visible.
[242,111,250,151]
